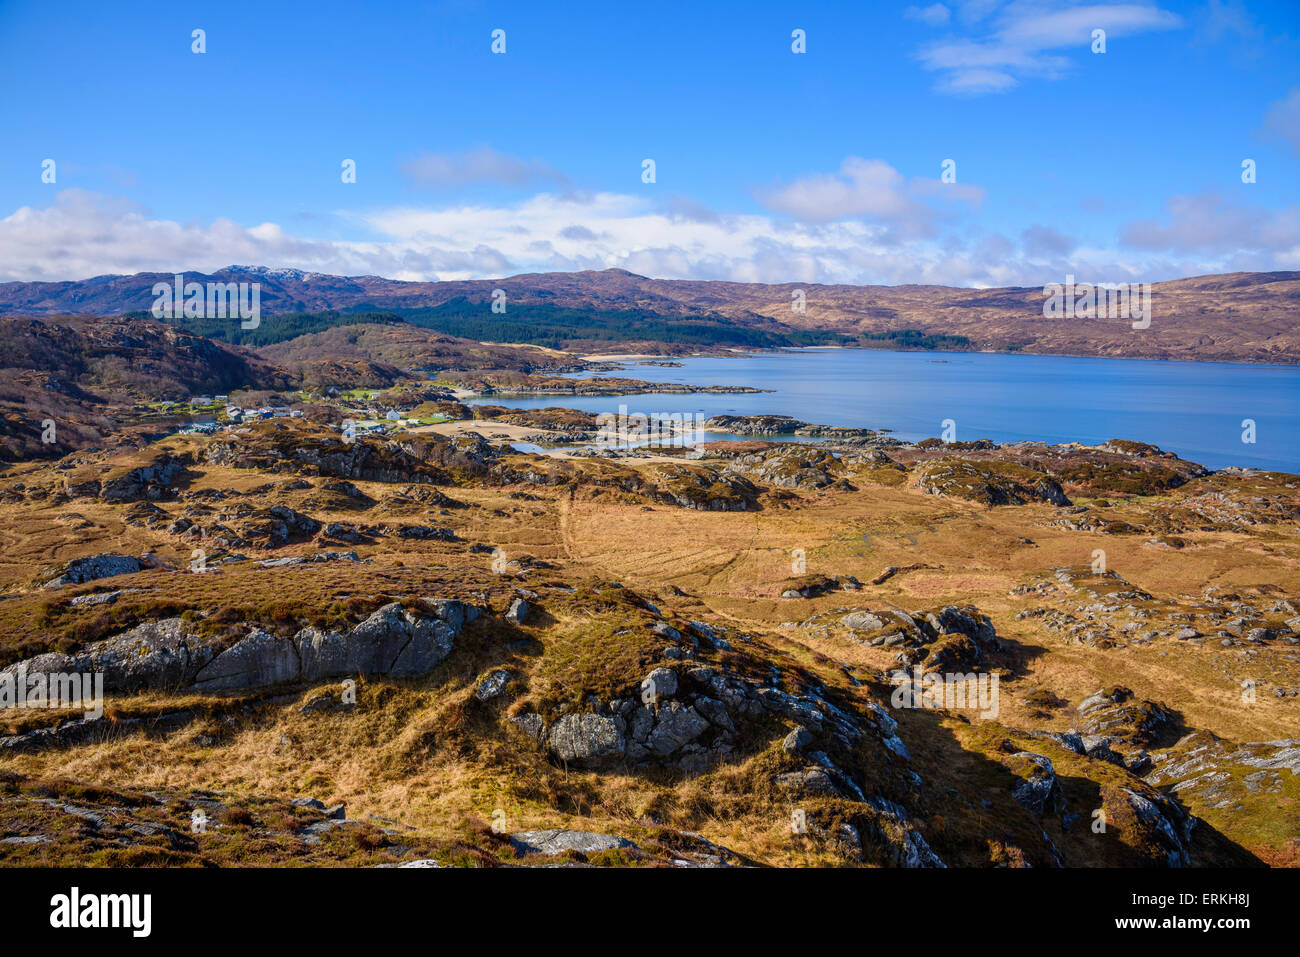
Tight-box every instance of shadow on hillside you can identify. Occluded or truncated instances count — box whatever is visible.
[889,703,1265,868]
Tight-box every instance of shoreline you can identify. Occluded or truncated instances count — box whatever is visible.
[572,342,1300,371]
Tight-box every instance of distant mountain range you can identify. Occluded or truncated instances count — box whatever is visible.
[2,266,1298,363]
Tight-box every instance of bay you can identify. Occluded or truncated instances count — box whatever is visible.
[470,348,1300,473]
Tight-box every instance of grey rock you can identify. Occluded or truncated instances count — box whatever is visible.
[775,767,844,798]
[475,669,512,701]
[651,621,683,642]
[192,629,300,691]
[48,618,219,693]
[645,702,710,755]
[548,713,624,767]
[693,696,735,734]
[508,829,636,856]
[841,610,887,632]
[69,589,138,607]
[641,666,677,701]
[506,598,530,625]
[510,713,546,741]
[42,554,142,589]
[1009,752,1062,815]
[782,726,815,753]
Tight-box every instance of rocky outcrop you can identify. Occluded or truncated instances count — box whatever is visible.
[1,599,481,696]
[525,660,909,786]
[1075,686,1176,763]
[1099,784,1195,868]
[99,452,193,502]
[547,713,625,768]
[508,829,635,856]
[203,427,488,486]
[913,458,1070,507]
[836,604,1002,675]
[1006,752,1063,815]
[701,414,810,435]
[40,553,143,589]
[640,463,762,511]
[1147,730,1300,813]
[724,446,849,491]
[781,575,861,600]
[171,504,321,549]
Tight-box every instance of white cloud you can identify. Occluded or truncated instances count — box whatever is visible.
[1,187,1294,292]
[757,157,984,235]
[916,1,1182,95]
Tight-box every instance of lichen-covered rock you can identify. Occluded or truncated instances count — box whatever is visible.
[548,713,624,767]
[41,554,142,589]
[0,618,218,694]
[192,629,300,691]
[508,829,636,856]
[510,712,546,741]
[776,767,846,799]
[645,702,710,755]
[1007,752,1063,815]
[841,610,888,632]
[475,670,512,701]
[641,666,677,701]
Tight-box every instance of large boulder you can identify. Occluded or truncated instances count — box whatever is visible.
[1007,752,1063,815]
[841,610,888,632]
[296,601,471,681]
[0,618,218,693]
[192,629,300,692]
[82,618,219,692]
[2,599,481,697]
[508,829,636,856]
[645,702,710,755]
[41,554,142,589]
[548,713,625,767]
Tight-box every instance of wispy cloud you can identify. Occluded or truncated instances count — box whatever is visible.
[913,1,1182,95]
[400,146,568,190]
[1120,190,1300,261]
[905,4,952,27]
[1260,88,1300,158]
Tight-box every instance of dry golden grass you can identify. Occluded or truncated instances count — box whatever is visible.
[1,445,1297,865]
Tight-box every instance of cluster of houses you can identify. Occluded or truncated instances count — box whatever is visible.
[344,409,422,437]
[225,407,304,423]
[172,394,306,436]
[166,389,429,439]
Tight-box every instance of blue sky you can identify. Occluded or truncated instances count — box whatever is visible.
[1,0,1298,286]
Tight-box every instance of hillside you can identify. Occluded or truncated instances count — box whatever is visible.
[0,421,1295,867]
[0,317,294,460]
[3,267,1298,363]
[255,323,579,387]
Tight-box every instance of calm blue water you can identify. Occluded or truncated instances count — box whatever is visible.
[472,349,1300,473]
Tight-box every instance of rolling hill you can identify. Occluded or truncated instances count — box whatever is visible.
[2,267,1297,363]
